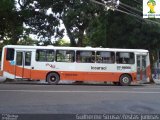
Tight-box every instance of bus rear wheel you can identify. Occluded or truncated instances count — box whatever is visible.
[46,72,60,85]
[119,74,131,86]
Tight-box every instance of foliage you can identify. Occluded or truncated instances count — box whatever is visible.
[0,0,160,51]
[57,0,103,46]
[18,36,38,45]
[86,0,160,50]
[18,0,64,43]
[54,39,70,46]
[0,0,65,47]
[0,0,23,45]
[16,0,103,47]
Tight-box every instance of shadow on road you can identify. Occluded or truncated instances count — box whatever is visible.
[0,80,147,87]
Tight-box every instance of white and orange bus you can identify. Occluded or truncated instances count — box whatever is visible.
[0,45,151,85]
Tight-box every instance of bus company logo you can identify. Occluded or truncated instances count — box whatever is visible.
[91,66,107,70]
[46,63,55,68]
[143,0,160,18]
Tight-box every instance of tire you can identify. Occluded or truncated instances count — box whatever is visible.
[119,74,131,86]
[46,72,60,85]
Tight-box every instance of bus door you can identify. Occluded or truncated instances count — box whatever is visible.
[136,55,147,81]
[15,51,32,79]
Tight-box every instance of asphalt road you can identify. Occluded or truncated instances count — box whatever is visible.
[0,82,160,114]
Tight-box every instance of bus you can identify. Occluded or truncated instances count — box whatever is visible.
[0,45,151,86]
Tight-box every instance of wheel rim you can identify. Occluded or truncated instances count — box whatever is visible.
[122,77,129,84]
[50,76,56,82]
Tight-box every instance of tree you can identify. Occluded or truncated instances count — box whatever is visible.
[50,0,103,46]
[17,0,64,45]
[86,0,160,49]
[62,0,99,46]
[0,0,23,45]
[0,0,104,47]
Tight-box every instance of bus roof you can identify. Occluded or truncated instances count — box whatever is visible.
[4,45,149,53]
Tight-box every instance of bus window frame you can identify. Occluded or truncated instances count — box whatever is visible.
[56,50,75,63]
[116,52,135,64]
[36,49,55,62]
[96,51,115,64]
[76,50,95,63]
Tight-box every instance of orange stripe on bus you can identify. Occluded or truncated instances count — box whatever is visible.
[3,58,137,82]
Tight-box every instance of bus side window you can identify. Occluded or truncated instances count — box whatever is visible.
[6,48,14,61]
[56,50,75,62]
[96,51,115,64]
[116,52,134,64]
[46,50,55,62]
[76,51,95,63]
[36,50,46,61]
[36,49,54,62]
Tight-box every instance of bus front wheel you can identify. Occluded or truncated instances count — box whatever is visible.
[119,74,131,86]
[46,72,60,85]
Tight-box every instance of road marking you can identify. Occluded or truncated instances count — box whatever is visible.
[133,88,160,90]
[0,90,160,94]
